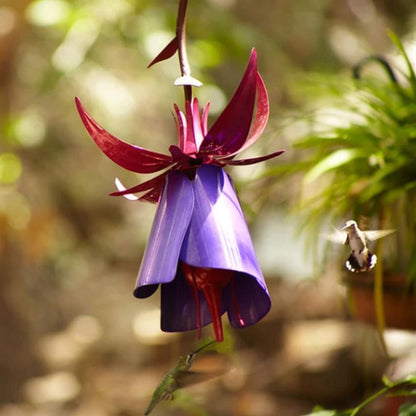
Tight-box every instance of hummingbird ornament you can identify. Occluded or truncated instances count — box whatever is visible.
[144,340,221,415]
[327,220,395,272]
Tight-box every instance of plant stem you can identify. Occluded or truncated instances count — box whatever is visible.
[353,55,398,84]
[374,210,390,355]
[374,238,387,353]
[350,385,390,416]
[349,378,416,416]
[176,0,192,102]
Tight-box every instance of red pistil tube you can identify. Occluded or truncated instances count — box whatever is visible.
[182,263,244,342]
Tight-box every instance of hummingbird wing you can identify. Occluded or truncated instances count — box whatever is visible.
[144,368,226,414]
[176,368,227,388]
[323,227,348,244]
[363,229,395,241]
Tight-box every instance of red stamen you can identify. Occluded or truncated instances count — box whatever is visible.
[231,275,245,327]
[182,263,234,342]
[201,283,223,341]
[181,263,202,338]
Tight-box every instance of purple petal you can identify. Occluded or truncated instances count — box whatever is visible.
[134,171,194,298]
[179,164,271,327]
[160,266,217,332]
[200,49,258,155]
[75,97,172,173]
[180,165,259,273]
[223,273,271,328]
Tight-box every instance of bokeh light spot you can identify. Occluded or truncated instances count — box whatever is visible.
[0,153,22,184]
[0,7,17,37]
[26,0,71,27]
[15,112,46,146]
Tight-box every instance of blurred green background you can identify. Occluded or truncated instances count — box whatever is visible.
[1,1,416,415]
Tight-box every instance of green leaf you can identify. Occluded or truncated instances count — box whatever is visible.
[301,410,338,416]
[389,31,416,99]
[304,149,366,183]
[301,406,350,416]
[404,374,416,385]
[399,402,416,416]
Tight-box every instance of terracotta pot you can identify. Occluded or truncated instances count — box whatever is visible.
[345,273,416,330]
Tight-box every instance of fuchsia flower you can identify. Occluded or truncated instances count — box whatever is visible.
[76,49,283,341]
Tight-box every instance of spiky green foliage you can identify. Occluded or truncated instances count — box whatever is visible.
[302,375,416,416]
[289,33,416,281]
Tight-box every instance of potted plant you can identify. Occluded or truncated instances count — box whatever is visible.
[278,32,416,333]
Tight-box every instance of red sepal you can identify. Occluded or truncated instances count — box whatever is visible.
[76,97,172,174]
[147,37,178,68]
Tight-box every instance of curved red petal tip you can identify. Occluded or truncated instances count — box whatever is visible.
[113,178,139,201]
[224,149,285,166]
[191,98,204,150]
[238,72,269,151]
[110,171,167,197]
[147,36,178,68]
[211,71,271,161]
[75,97,172,174]
[201,48,258,155]
[173,104,186,151]
[201,102,210,136]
